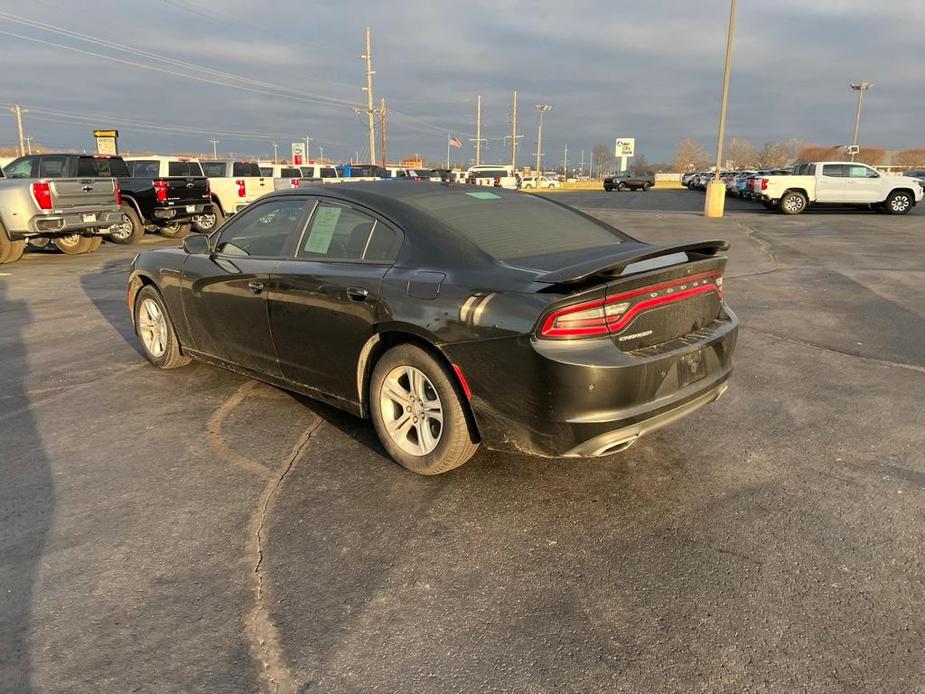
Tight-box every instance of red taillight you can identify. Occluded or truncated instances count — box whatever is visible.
[204,179,211,197]
[114,180,122,206]
[539,272,723,339]
[236,179,246,197]
[494,177,501,186]
[153,179,168,203]
[761,178,768,191]
[290,178,301,188]
[32,182,53,210]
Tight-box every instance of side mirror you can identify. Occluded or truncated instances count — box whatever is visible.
[183,233,211,254]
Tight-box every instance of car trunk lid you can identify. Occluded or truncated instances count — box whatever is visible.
[161,176,210,203]
[536,241,728,350]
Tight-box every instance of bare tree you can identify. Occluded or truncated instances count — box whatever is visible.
[632,152,650,173]
[892,149,925,167]
[723,138,757,169]
[756,141,789,168]
[671,139,709,172]
[592,144,614,178]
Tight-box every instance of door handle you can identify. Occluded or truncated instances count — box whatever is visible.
[346,287,369,302]
[248,281,265,294]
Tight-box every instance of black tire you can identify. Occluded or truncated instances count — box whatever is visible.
[885,190,913,215]
[159,222,191,238]
[0,224,26,264]
[53,234,100,255]
[109,205,144,244]
[369,344,479,475]
[779,191,807,215]
[616,182,627,191]
[133,285,191,369]
[603,186,612,192]
[193,205,225,234]
[642,182,652,191]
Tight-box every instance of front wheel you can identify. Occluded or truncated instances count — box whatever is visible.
[642,182,651,191]
[779,191,807,215]
[885,190,913,215]
[370,344,479,475]
[159,222,191,238]
[134,285,191,369]
[616,182,627,191]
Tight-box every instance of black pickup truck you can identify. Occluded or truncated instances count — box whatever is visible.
[3,154,211,244]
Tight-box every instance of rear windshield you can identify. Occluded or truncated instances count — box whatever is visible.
[77,156,130,177]
[168,161,203,177]
[202,162,227,177]
[128,160,159,177]
[321,167,337,178]
[280,167,301,177]
[233,162,262,177]
[259,167,272,177]
[403,189,626,262]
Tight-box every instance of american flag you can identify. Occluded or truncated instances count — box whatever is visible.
[448,135,463,149]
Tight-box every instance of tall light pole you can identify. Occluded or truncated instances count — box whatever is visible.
[10,105,27,157]
[704,0,737,218]
[304,135,313,162]
[535,104,551,174]
[361,26,377,165]
[272,142,279,162]
[850,82,873,162]
[469,95,486,166]
[319,146,324,163]
[210,138,219,158]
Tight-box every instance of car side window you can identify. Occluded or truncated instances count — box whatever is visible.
[298,202,387,262]
[822,164,846,177]
[39,156,69,178]
[214,198,311,258]
[5,157,36,178]
[848,165,878,178]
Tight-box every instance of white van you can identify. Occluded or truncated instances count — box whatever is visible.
[465,164,521,190]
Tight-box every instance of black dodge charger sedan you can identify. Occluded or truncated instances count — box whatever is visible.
[128,183,737,475]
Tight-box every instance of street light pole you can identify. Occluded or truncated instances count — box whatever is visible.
[704,0,737,218]
[535,104,551,174]
[210,138,219,158]
[850,82,873,162]
[272,142,279,162]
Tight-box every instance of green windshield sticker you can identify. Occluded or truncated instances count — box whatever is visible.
[304,206,341,253]
[465,191,501,200]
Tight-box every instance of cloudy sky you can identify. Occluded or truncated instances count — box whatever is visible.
[0,0,922,166]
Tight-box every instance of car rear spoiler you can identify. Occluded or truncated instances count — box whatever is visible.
[534,240,729,285]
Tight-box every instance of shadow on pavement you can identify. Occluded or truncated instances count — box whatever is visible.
[0,280,54,693]
[79,259,144,357]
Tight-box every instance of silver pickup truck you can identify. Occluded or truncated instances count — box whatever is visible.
[0,161,122,264]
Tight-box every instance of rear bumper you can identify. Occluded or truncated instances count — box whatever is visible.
[152,202,212,223]
[447,309,738,458]
[13,207,122,238]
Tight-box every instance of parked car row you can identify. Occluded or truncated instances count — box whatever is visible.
[684,163,924,215]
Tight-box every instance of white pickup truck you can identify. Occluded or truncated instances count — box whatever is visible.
[197,160,272,231]
[759,162,924,215]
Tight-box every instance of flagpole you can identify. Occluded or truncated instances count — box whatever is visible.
[447,133,451,169]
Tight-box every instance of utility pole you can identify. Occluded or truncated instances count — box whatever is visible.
[319,146,324,163]
[535,104,551,174]
[272,142,278,162]
[360,25,377,165]
[469,95,486,166]
[10,105,27,157]
[304,135,313,162]
[704,0,737,218]
[563,144,568,178]
[210,138,220,158]
[24,136,33,155]
[511,90,518,170]
[850,82,873,162]
[380,97,387,168]
[580,150,585,178]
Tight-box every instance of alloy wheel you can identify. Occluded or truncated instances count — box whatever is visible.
[111,214,134,241]
[379,365,443,456]
[138,298,168,358]
[783,196,804,213]
[891,195,910,213]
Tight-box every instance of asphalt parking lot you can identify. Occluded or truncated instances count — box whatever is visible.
[2,189,923,693]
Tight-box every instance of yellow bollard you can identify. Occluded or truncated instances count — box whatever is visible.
[704,180,727,218]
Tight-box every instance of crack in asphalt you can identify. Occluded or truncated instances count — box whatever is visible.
[742,325,925,374]
[246,418,322,694]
